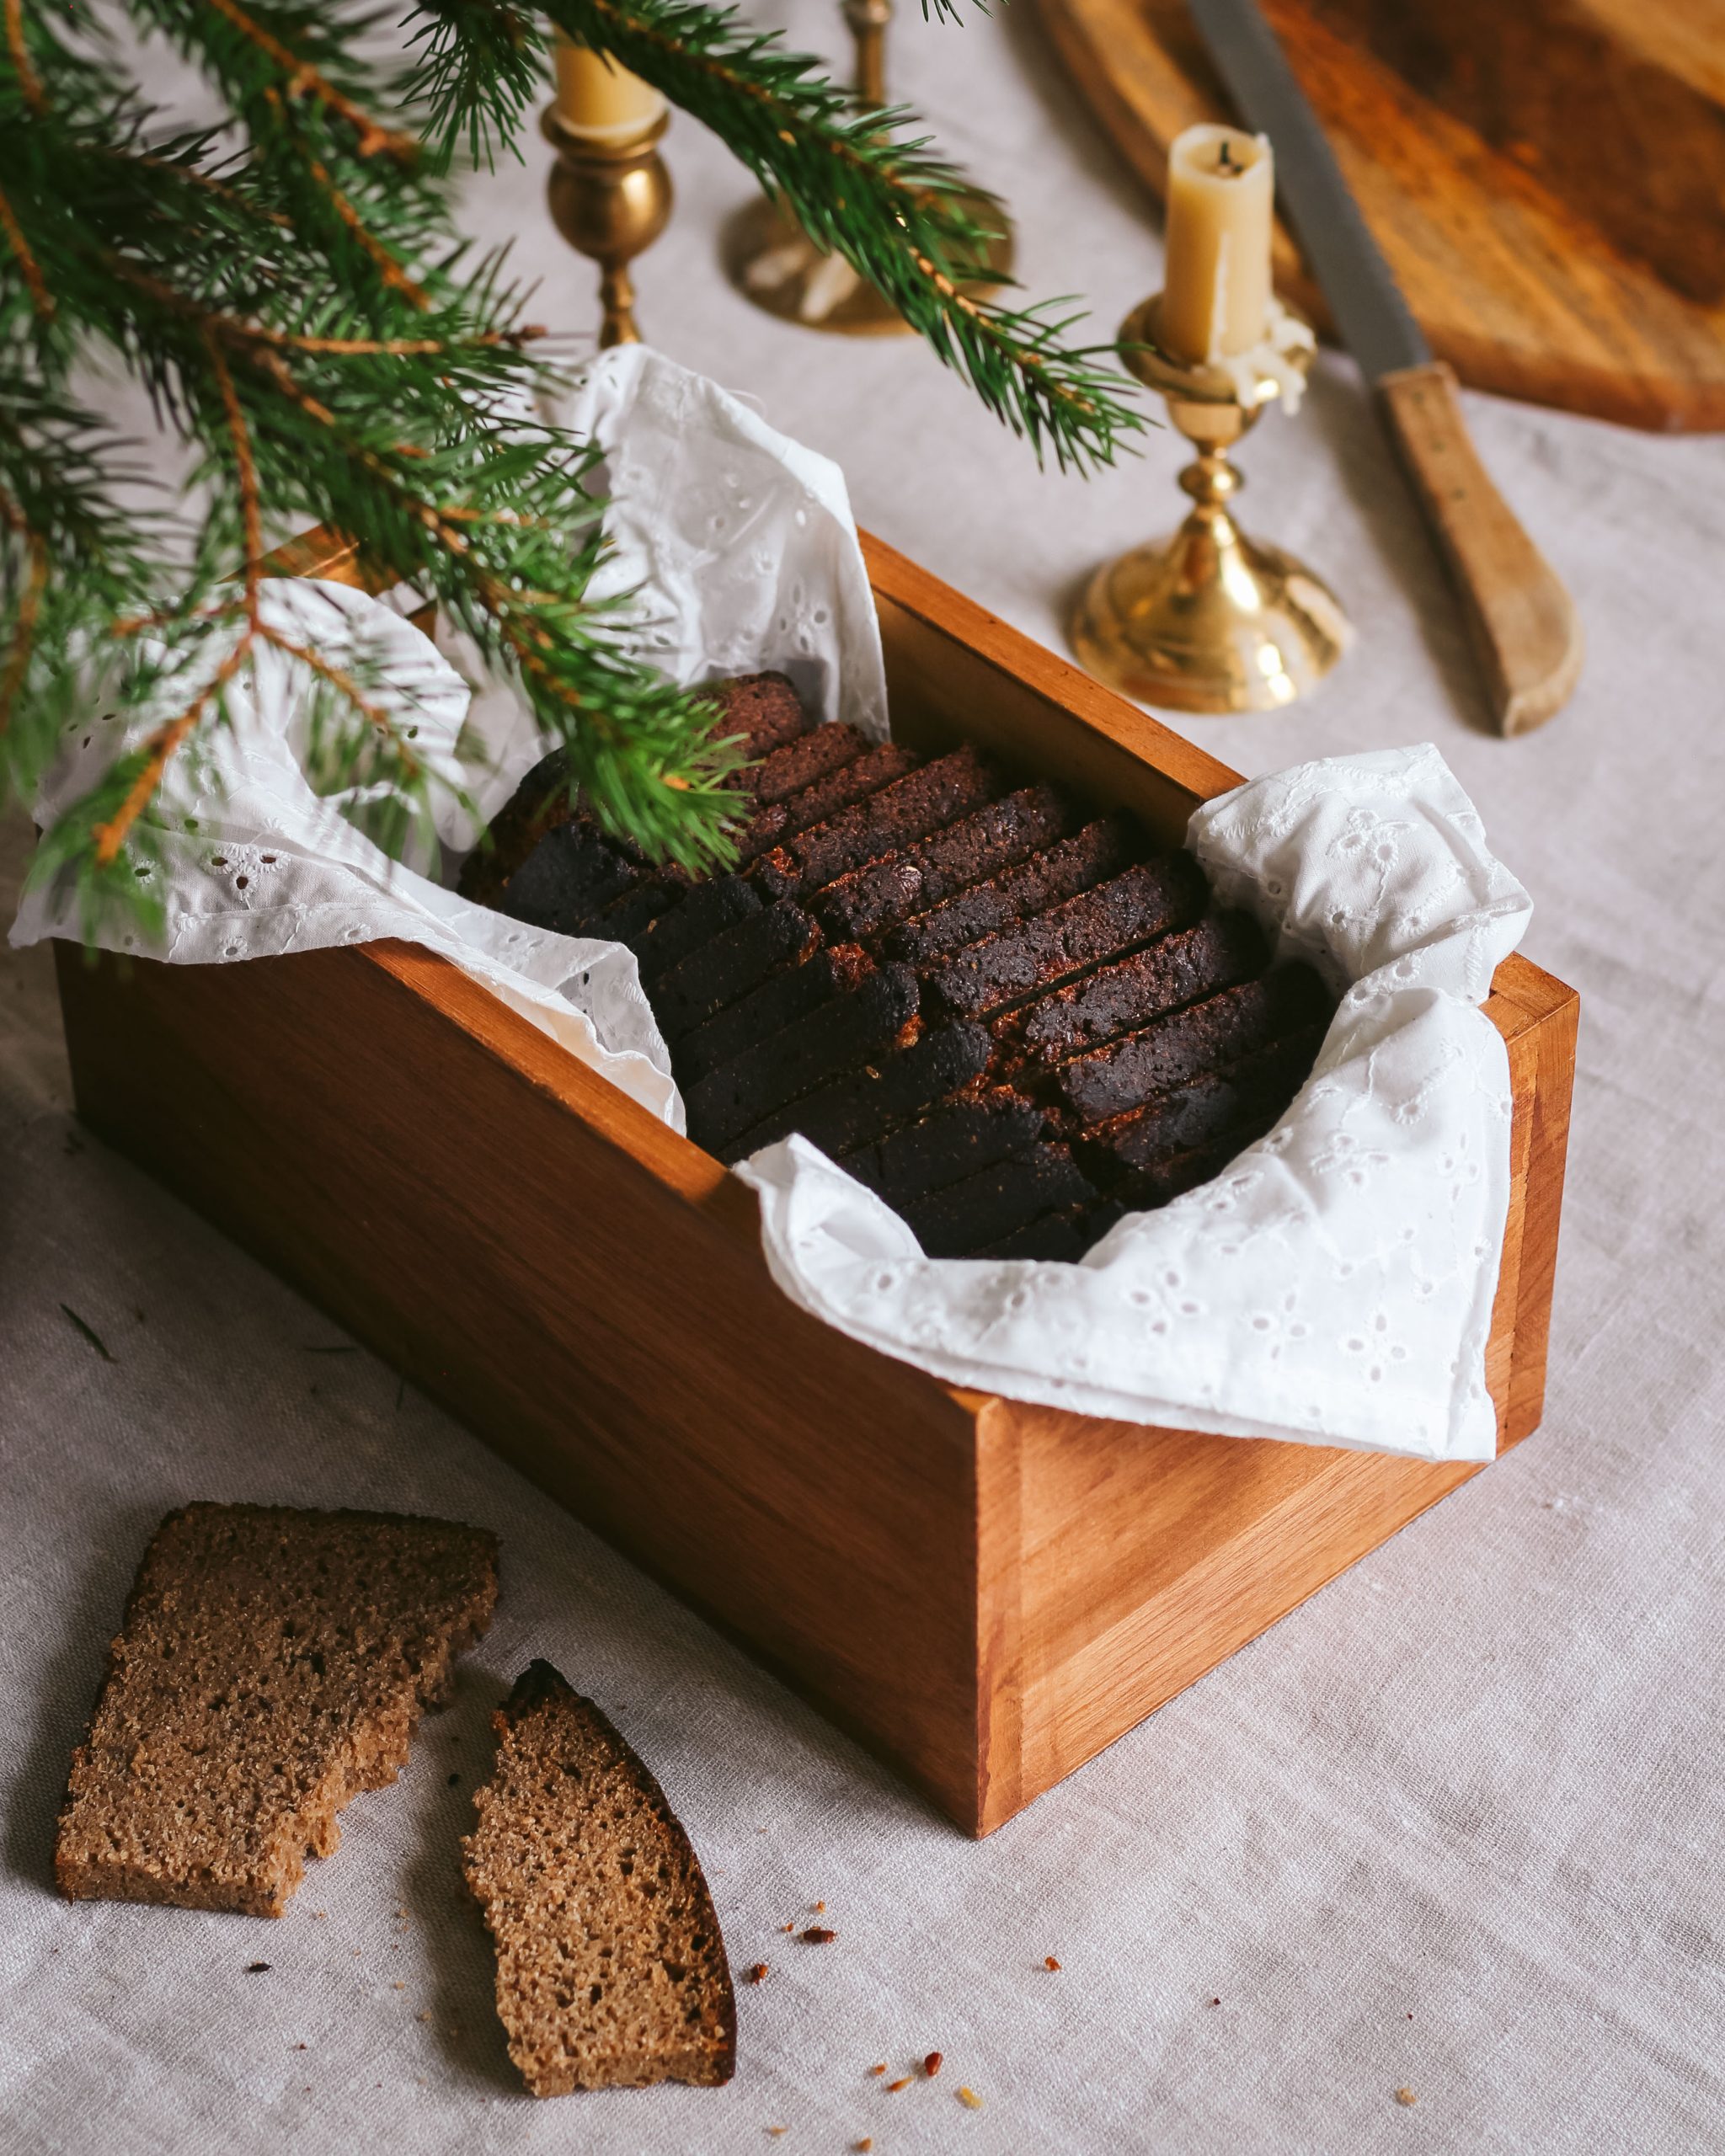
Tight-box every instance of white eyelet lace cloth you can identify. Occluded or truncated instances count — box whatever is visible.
[737,747,1531,1465]
[12,348,1530,1462]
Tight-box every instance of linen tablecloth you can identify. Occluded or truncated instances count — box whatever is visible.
[3,7,1720,2148]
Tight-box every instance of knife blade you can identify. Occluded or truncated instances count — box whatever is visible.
[1186,0,1583,735]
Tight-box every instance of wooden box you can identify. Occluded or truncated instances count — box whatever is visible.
[52,532,1578,1836]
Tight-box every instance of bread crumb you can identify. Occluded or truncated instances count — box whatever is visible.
[767,2128,788,2138]
[812,1900,826,1913]
[887,2077,912,2093]
[868,2063,888,2077]
[417,2011,433,2024]
[391,1981,404,1991]
[958,2086,984,2110]
[747,1964,769,1983]
[245,1962,270,1974]
[1044,1955,1061,1971]
[855,2140,873,2153]
[924,2051,943,2077]
[800,1926,836,1944]
[1210,1996,1221,2006]
[1395,2088,1418,2108]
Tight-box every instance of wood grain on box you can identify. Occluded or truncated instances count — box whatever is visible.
[52,530,1578,1835]
[1041,0,1725,433]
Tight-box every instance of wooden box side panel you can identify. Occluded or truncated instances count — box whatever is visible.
[53,937,991,1826]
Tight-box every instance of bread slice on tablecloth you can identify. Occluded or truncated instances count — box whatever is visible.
[462,1661,736,2095]
[55,1502,498,1916]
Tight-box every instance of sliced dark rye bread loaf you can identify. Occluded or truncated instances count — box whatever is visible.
[750,746,1007,901]
[721,1020,994,1162]
[814,780,1081,943]
[886,814,1144,969]
[746,719,871,803]
[674,944,873,1086]
[975,1199,1124,1264]
[1053,965,1333,1125]
[900,1141,1099,1260]
[651,899,824,1039]
[839,1086,1047,1201]
[1111,1112,1284,1209]
[927,854,1209,1022]
[631,875,762,984]
[463,1662,734,2096]
[996,910,1268,1070]
[1079,1025,1327,1184]
[460,671,806,907]
[56,1503,497,1917]
[685,963,921,1155]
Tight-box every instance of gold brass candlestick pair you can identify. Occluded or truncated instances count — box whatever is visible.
[1071,295,1351,714]
[542,101,672,348]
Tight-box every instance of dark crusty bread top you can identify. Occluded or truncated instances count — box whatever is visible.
[55,1502,498,1919]
[462,1661,735,2098]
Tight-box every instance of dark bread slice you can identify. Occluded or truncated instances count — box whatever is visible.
[461,673,804,908]
[973,1199,1124,1263]
[927,855,1210,1022]
[751,747,1007,901]
[1080,1024,1326,1182]
[496,818,641,934]
[686,963,921,1155]
[702,669,809,763]
[900,1141,1098,1259]
[814,781,1081,943]
[675,944,873,1086]
[55,1503,497,1917]
[1054,966,1333,1125]
[720,1020,994,1162]
[998,910,1268,1070]
[458,746,572,906]
[1113,1112,1283,1210]
[723,743,920,870]
[888,814,1145,969]
[746,721,871,803]
[840,1086,1047,1201]
[463,1661,734,2096]
[632,875,762,984]
[651,899,824,1039]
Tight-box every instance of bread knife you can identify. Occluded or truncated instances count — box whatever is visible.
[1186,0,1583,734]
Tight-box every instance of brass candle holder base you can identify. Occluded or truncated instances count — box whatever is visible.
[1071,296,1351,714]
[724,190,1013,338]
[542,104,673,348]
[724,0,1012,336]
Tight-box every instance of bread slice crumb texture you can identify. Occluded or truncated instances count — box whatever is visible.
[55,1502,498,1917]
[462,1660,736,2095]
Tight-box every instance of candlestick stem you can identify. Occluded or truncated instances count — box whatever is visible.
[542,105,673,350]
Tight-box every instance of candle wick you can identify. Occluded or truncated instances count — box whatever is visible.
[1218,140,1236,172]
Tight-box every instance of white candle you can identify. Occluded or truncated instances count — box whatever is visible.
[1159,123,1274,366]
[553,33,666,140]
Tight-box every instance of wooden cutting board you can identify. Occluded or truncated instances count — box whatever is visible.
[1041,0,1725,432]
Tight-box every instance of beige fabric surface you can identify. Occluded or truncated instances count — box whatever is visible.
[3,7,1721,2149]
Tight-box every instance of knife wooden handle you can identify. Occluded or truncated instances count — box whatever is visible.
[1377,360,1583,737]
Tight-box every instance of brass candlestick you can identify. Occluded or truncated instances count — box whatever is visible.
[1071,296,1351,713]
[542,104,673,348]
[724,0,1012,335]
